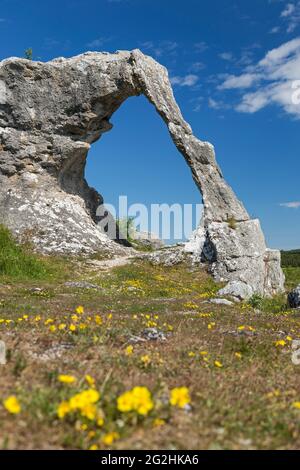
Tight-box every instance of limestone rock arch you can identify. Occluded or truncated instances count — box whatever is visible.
[0,50,284,298]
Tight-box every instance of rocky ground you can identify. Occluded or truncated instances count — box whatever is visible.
[1,251,300,450]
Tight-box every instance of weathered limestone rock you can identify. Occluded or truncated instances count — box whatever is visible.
[0,50,285,298]
[132,230,164,250]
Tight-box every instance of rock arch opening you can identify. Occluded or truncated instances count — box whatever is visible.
[84,94,202,245]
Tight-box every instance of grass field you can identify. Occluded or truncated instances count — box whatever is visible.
[1,232,300,450]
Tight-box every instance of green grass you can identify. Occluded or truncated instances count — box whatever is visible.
[283,267,300,290]
[0,224,68,282]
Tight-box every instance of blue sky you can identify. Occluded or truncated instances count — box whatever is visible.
[0,0,299,248]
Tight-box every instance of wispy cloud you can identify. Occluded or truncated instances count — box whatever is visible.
[194,41,208,53]
[280,1,300,32]
[140,40,178,58]
[87,37,112,49]
[280,201,300,208]
[218,37,300,118]
[208,97,223,109]
[269,26,281,34]
[219,52,234,61]
[171,74,199,87]
[219,73,260,89]
[189,61,206,72]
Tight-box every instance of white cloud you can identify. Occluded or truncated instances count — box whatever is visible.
[270,26,281,34]
[87,37,111,49]
[280,1,300,32]
[171,74,199,87]
[280,201,300,208]
[140,40,178,58]
[194,42,208,53]
[208,98,223,109]
[281,3,296,18]
[219,52,234,61]
[219,73,261,89]
[189,61,205,72]
[219,37,300,118]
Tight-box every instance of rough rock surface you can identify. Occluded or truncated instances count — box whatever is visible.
[132,230,164,250]
[0,50,285,298]
[288,286,300,309]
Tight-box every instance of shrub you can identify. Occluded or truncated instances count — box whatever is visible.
[24,48,33,60]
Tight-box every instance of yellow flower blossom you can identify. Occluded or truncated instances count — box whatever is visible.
[81,403,97,420]
[140,354,151,366]
[58,374,77,384]
[117,386,154,415]
[214,360,223,368]
[89,444,98,450]
[170,387,191,409]
[95,315,102,325]
[292,401,300,409]
[125,345,134,356]
[275,340,286,348]
[3,396,21,414]
[76,306,84,315]
[57,401,71,419]
[153,418,166,427]
[85,374,96,388]
[102,432,120,446]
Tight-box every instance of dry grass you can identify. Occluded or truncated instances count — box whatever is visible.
[0,258,300,450]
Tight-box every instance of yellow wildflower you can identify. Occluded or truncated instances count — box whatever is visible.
[102,432,120,446]
[95,315,102,325]
[3,396,21,414]
[85,374,96,387]
[76,306,84,315]
[214,360,223,368]
[58,374,77,384]
[117,386,154,415]
[170,387,191,409]
[275,340,286,347]
[140,354,151,366]
[89,444,98,451]
[81,403,97,420]
[292,401,300,409]
[153,418,165,427]
[69,389,100,411]
[57,401,71,419]
[125,345,134,356]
